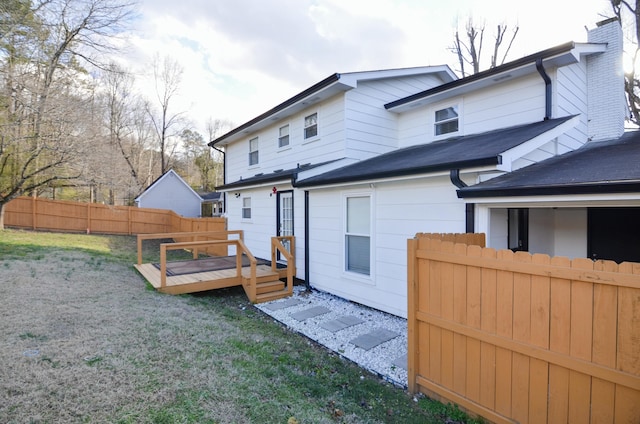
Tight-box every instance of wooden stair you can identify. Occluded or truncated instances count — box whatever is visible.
[242,268,292,303]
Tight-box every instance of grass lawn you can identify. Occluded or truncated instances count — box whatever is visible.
[0,229,480,423]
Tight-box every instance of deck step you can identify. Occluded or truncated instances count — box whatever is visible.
[255,288,293,304]
[256,279,285,294]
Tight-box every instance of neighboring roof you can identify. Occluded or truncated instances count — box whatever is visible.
[209,66,456,147]
[135,169,202,202]
[385,41,606,112]
[217,160,339,191]
[457,131,640,198]
[199,192,222,201]
[295,116,575,188]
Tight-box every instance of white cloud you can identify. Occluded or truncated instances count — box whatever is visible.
[116,0,612,135]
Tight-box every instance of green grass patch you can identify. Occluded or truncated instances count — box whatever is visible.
[0,229,481,424]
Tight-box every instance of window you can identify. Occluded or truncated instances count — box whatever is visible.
[242,197,251,219]
[304,112,318,139]
[345,196,370,275]
[249,137,259,165]
[278,124,290,148]
[434,106,459,136]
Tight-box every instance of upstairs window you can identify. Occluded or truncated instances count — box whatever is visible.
[242,197,252,219]
[434,106,459,136]
[248,137,259,165]
[278,124,290,148]
[304,113,318,139]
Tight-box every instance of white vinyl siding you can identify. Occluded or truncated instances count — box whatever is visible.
[308,177,465,318]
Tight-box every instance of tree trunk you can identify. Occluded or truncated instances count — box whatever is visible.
[0,202,6,231]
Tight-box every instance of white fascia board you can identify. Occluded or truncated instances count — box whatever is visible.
[340,65,458,86]
[497,115,580,172]
[388,45,607,113]
[217,178,293,192]
[471,194,640,208]
[297,166,495,191]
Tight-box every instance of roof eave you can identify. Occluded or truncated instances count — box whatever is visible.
[296,156,499,188]
[209,73,343,147]
[385,41,608,112]
[458,181,640,199]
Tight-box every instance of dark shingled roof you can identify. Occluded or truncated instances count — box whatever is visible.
[457,131,640,198]
[217,160,338,190]
[295,116,575,188]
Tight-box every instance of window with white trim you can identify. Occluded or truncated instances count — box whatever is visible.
[304,112,318,139]
[278,124,290,148]
[345,196,370,275]
[242,197,251,219]
[248,137,259,165]
[434,106,459,136]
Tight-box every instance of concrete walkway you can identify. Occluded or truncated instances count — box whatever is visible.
[255,286,408,388]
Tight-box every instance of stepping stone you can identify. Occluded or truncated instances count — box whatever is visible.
[320,315,364,332]
[392,353,407,370]
[350,329,399,351]
[290,306,331,321]
[262,298,303,311]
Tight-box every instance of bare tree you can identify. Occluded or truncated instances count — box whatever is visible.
[146,55,186,175]
[610,0,640,124]
[450,17,519,77]
[0,0,136,229]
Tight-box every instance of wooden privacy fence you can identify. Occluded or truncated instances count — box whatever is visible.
[4,196,226,236]
[407,233,640,424]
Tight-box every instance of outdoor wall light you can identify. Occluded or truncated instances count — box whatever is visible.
[235,193,240,198]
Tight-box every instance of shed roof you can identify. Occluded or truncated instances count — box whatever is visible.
[295,116,576,188]
[457,131,640,198]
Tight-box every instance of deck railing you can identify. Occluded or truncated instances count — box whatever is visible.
[271,236,296,297]
[136,230,244,265]
[236,239,258,302]
[136,230,296,303]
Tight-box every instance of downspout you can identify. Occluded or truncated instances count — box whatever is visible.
[212,145,226,213]
[304,190,311,291]
[536,58,552,120]
[450,169,475,233]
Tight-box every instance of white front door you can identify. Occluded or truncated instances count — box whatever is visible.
[277,191,293,262]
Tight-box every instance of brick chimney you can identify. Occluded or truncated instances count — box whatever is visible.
[587,18,626,141]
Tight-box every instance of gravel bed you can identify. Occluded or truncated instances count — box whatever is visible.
[255,286,408,388]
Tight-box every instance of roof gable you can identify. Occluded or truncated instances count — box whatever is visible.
[135,169,202,202]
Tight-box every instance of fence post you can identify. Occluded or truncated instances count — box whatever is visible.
[31,196,36,230]
[407,237,418,394]
[86,202,91,234]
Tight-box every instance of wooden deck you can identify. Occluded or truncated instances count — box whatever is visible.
[134,262,284,296]
[134,231,296,303]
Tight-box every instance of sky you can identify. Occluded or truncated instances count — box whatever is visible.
[119,0,613,136]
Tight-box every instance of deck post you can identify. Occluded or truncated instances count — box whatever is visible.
[137,235,143,265]
[160,244,167,289]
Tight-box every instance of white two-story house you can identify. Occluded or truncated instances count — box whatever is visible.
[212,18,636,318]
